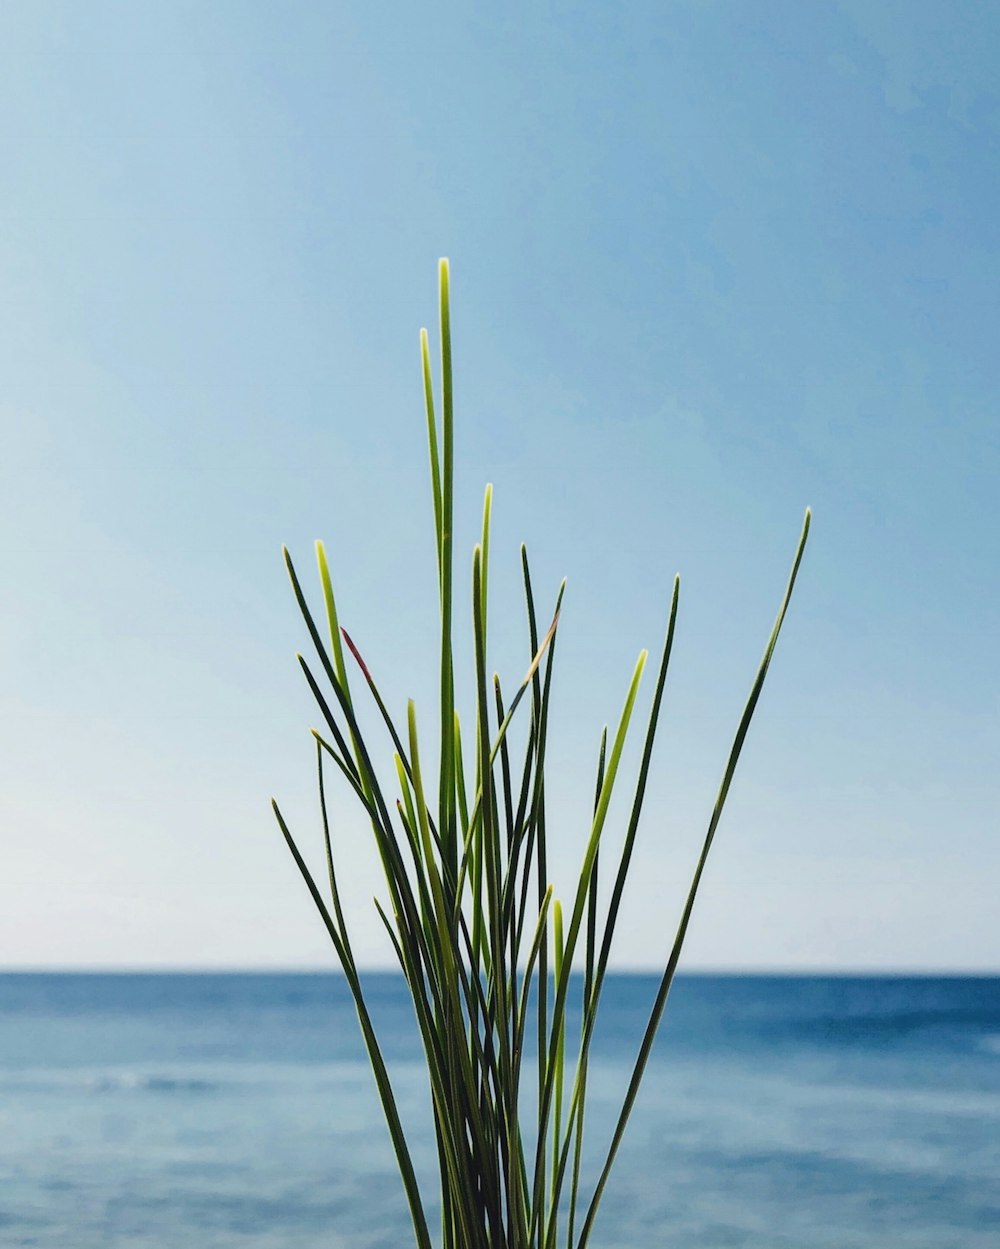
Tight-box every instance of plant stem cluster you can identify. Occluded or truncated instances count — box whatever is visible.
[273,260,810,1249]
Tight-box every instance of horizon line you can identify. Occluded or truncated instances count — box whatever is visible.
[2,965,997,977]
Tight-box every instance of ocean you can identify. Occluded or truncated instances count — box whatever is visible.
[0,973,997,1248]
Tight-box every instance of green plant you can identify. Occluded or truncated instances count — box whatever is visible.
[273,259,809,1249]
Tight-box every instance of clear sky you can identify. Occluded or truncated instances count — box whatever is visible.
[2,1,997,971]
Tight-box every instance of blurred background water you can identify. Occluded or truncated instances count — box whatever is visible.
[1,973,997,1248]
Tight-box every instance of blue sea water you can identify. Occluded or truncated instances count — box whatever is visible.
[0,973,997,1248]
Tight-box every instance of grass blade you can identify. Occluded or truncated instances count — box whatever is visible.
[576,509,811,1249]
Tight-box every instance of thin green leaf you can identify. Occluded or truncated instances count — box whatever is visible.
[576,510,811,1249]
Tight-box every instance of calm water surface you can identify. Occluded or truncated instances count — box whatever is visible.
[1,973,997,1247]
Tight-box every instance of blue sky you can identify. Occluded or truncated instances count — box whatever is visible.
[1,1,997,970]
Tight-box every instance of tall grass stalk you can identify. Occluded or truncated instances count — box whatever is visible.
[273,259,810,1249]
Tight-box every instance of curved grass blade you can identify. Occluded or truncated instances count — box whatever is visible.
[316,739,353,969]
[575,509,811,1249]
[437,258,457,887]
[315,540,350,693]
[421,325,443,573]
[567,725,608,1247]
[554,576,682,1234]
[271,800,432,1249]
[530,648,648,1245]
